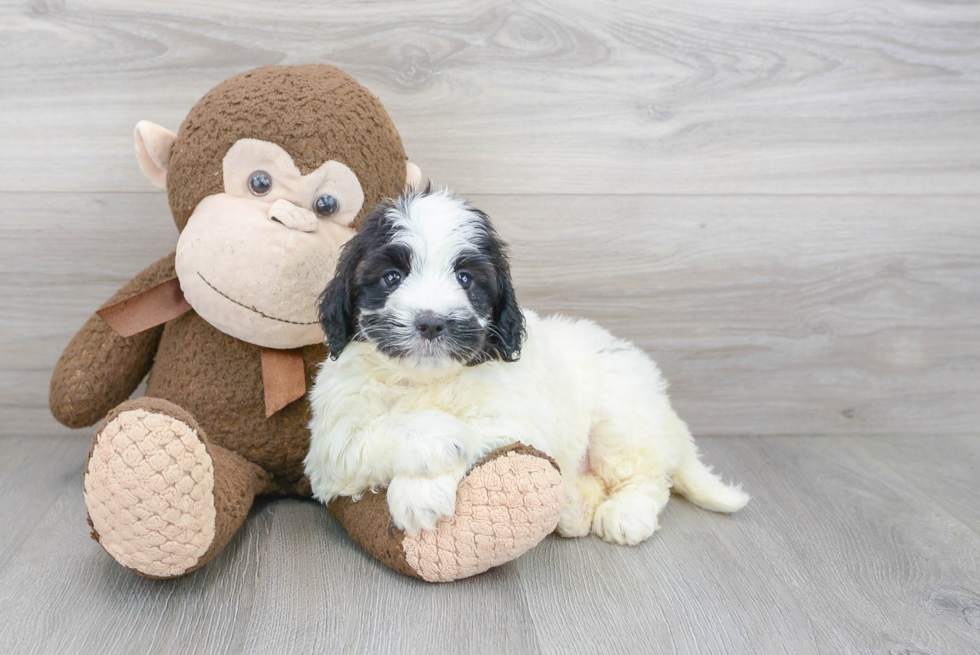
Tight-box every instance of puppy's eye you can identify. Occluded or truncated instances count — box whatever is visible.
[248,171,272,196]
[314,194,339,217]
[382,270,402,288]
[456,271,473,290]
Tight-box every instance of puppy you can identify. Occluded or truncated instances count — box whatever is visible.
[305,187,748,544]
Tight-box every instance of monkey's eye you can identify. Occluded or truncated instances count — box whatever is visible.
[314,194,340,218]
[456,271,473,290]
[381,270,402,289]
[248,171,272,196]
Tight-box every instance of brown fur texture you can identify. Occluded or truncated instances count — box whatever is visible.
[50,64,562,580]
[147,289,326,493]
[329,492,420,579]
[50,255,176,428]
[166,65,407,231]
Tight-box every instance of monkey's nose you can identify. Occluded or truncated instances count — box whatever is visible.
[268,199,318,233]
[415,312,447,341]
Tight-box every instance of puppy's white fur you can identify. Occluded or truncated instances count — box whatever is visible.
[306,190,748,542]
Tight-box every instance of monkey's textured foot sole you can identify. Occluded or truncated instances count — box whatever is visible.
[402,447,564,582]
[84,408,216,578]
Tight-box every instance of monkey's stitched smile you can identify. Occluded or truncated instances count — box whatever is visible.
[197,272,318,326]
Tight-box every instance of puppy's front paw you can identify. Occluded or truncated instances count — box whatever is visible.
[387,475,459,536]
[592,494,659,546]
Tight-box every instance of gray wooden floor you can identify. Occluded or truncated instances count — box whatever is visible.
[2,0,979,653]
[1,435,979,654]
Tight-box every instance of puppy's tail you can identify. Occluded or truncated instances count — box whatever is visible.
[670,415,749,513]
[672,452,749,513]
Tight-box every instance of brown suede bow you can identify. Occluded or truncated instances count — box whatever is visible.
[96,277,306,417]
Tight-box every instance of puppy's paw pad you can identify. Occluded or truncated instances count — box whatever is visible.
[592,496,659,546]
[387,475,458,536]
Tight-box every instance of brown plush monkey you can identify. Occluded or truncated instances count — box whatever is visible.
[50,65,563,582]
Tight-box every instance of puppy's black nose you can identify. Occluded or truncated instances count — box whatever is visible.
[415,312,447,341]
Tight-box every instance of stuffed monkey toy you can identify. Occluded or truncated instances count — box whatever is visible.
[50,65,563,582]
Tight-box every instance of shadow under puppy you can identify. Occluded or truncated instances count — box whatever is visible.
[305,187,748,544]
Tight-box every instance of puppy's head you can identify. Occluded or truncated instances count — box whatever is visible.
[318,186,525,368]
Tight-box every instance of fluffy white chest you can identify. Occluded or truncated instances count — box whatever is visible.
[306,312,604,498]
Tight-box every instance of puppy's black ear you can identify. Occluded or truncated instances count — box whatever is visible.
[318,237,364,359]
[489,266,525,362]
[483,217,526,362]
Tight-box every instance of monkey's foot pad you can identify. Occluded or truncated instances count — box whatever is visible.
[84,409,216,578]
[404,447,564,582]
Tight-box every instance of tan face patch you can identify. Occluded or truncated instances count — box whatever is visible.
[222,139,365,228]
[175,139,361,349]
[165,65,410,233]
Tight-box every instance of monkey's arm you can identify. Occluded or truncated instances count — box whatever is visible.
[50,253,177,428]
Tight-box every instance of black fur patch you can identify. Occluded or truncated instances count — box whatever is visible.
[318,187,526,365]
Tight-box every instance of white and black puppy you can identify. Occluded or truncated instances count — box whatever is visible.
[305,187,748,544]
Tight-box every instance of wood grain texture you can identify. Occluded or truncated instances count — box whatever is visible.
[2,435,979,654]
[0,440,273,655]
[1,0,979,652]
[0,192,178,437]
[712,436,980,654]
[5,192,977,438]
[853,435,980,536]
[1,0,978,194]
[0,435,88,566]
[238,500,541,655]
[517,436,980,654]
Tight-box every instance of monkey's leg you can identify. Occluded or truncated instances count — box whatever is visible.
[84,398,269,579]
[330,443,564,583]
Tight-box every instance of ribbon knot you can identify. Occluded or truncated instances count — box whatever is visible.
[96,276,307,417]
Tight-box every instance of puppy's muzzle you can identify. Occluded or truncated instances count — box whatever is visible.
[415,311,447,341]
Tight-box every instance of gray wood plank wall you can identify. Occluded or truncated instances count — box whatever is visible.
[2,3,980,654]
[1,0,978,440]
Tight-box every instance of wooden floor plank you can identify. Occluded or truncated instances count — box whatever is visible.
[0,468,541,655]
[0,471,274,655]
[515,466,821,654]
[1,0,978,195]
[0,435,90,568]
[852,435,980,537]
[239,499,542,655]
[518,436,980,654]
[711,436,980,654]
[6,193,977,438]
[1,436,978,654]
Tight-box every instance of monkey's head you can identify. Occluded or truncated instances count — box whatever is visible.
[134,65,421,349]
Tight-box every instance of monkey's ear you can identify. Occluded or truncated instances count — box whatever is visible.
[406,162,423,190]
[134,121,178,191]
